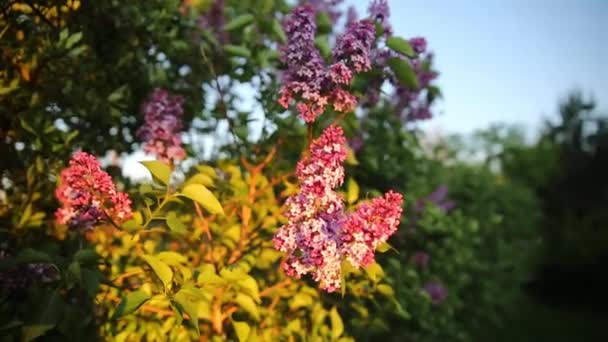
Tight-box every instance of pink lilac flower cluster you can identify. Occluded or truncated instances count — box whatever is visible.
[274,126,403,292]
[278,5,375,123]
[138,89,186,164]
[55,152,132,229]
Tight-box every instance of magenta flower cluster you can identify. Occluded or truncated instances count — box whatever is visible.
[278,5,375,123]
[273,126,403,292]
[55,152,132,229]
[138,89,186,164]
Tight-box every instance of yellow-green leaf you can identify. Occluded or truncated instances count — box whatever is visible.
[181,184,224,216]
[330,307,344,338]
[184,173,214,187]
[234,293,260,321]
[376,284,394,297]
[232,321,250,342]
[238,276,260,303]
[346,178,359,204]
[345,146,359,165]
[141,255,173,290]
[363,262,384,283]
[174,290,200,336]
[166,212,187,235]
[140,160,172,185]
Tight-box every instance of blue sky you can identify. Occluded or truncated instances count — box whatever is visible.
[352,0,608,136]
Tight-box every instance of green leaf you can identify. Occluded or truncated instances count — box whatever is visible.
[174,290,200,336]
[388,57,419,90]
[23,289,64,341]
[181,184,225,216]
[0,320,22,331]
[346,178,359,204]
[386,36,415,58]
[140,160,172,185]
[234,293,260,321]
[224,14,254,31]
[330,307,344,338]
[16,248,52,264]
[141,255,173,290]
[166,212,187,235]
[74,249,98,264]
[316,12,332,34]
[233,321,251,342]
[427,85,442,103]
[20,117,37,136]
[224,45,251,58]
[107,84,128,103]
[271,19,286,43]
[68,261,81,284]
[22,325,55,342]
[113,290,151,319]
[65,32,83,49]
[59,28,69,41]
[314,35,331,60]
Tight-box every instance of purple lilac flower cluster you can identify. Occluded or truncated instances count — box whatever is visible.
[278,5,375,123]
[138,89,186,164]
[423,281,448,305]
[415,185,456,213]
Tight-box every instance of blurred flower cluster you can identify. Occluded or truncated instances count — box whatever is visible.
[55,152,132,229]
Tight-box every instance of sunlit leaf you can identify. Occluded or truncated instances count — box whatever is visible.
[166,212,187,235]
[173,290,200,336]
[233,321,250,342]
[141,255,173,290]
[234,293,260,321]
[330,307,344,338]
[140,160,172,185]
[181,184,224,216]
[346,178,359,204]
